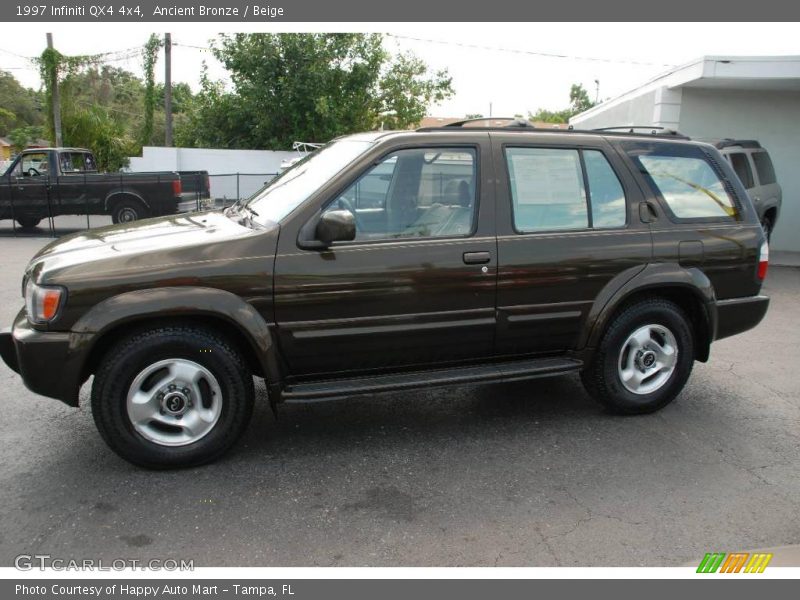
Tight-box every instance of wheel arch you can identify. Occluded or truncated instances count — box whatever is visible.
[74,287,282,386]
[104,190,150,212]
[582,264,716,363]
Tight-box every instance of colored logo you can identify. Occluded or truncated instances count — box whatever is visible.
[697,552,773,573]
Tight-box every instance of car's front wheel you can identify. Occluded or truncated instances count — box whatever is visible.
[581,298,694,414]
[91,326,254,468]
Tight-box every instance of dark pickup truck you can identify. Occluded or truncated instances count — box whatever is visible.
[0,147,196,228]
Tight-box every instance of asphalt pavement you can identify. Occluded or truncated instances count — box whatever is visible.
[0,233,798,567]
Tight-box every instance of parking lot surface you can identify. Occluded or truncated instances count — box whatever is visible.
[0,233,798,567]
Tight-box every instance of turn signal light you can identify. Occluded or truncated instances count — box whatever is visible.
[25,280,65,323]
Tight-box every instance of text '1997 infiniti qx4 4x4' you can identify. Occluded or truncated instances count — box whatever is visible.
[0,119,770,468]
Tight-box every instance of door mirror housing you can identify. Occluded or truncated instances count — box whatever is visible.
[313,209,356,247]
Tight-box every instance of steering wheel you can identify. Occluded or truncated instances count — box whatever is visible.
[336,197,365,232]
[27,167,41,176]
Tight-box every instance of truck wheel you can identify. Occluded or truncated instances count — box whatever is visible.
[581,298,694,414]
[111,199,149,224]
[91,326,254,469]
[16,217,41,229]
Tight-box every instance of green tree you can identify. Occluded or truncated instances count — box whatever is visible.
[0,70,44,136]
[177,33,453,149]
[8,125,44,152]
[529,83,597,124]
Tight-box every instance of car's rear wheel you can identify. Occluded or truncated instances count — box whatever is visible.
[91,326,254,468]
[111,198,150,224]
[581,298,694,414]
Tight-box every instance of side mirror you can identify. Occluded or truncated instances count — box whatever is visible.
[315,209,356,246]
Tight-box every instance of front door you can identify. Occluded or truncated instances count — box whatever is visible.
[273,141,497,379]
[6,152,52,224]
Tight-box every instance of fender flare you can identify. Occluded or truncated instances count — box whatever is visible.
[581,263,717,360]
[72,286,282,385]
[104,189,150,211]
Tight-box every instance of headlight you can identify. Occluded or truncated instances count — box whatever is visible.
[25,279,66,323]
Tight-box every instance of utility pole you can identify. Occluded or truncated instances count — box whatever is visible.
[594,79,600,104]
[164,32,173,147]
[46,33,63,147]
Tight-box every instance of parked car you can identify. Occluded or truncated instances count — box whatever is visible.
[714,140,781,240]
[0,120,770,468]
[0,148,195,228]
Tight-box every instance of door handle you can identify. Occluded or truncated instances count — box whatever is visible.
[463,251,491,265]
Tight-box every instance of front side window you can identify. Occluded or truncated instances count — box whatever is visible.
[729,152,754,189]
[19,153,49,177]
[323,147,477,241]
[752,151,776,185]
[245,139,374,225]
[625,142,738,220]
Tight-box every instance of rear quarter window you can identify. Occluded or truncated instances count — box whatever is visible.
[752,151,777,185]
[624,142,739,221]
[728,152,754,189]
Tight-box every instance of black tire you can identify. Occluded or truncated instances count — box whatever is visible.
[111,198,150,224]
[581,298,694,415]
[91,326,254,469]
[16,217,41,229]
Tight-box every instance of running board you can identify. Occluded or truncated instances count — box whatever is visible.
[281,357,583,403]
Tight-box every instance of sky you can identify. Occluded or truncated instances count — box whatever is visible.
[1,22,799,119]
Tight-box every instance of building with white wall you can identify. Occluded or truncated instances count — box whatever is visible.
[128,146,299,202]
[570,56,800,252]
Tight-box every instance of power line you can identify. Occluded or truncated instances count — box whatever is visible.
[386,34,675,68]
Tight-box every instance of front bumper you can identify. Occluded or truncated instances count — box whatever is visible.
[714,295,770,341]
[0,309,90,406]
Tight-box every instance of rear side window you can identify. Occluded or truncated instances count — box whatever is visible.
[729,152,754,189]
[752,151,777,185]
[584,150,626,228]
[505,147,626,232]
[626,143,738,220]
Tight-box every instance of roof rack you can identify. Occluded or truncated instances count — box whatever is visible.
[418,117,534,131]
[414,120,690,140]
[592,125,686,136]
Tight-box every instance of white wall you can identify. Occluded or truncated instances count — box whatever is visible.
[128,146,300,201]
[570,90,658,130]
[678,88,800,252]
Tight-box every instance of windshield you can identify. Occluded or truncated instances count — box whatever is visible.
[243,139,374,225]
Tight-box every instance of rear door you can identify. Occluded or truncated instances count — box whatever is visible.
[273,136,498,378]
[491,133,652,357]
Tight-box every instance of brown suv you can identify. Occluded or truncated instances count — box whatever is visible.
[0,120,770,468]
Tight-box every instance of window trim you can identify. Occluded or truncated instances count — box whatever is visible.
[502,144,630,236]
[313,144,482,247]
